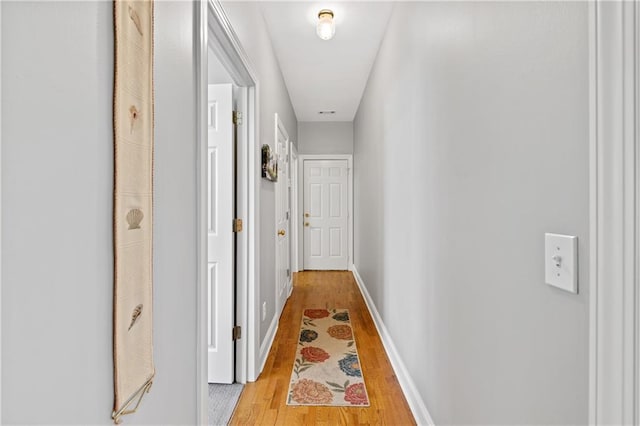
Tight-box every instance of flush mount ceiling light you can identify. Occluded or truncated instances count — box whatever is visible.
[317,9,335,40]
[318,110,336,115]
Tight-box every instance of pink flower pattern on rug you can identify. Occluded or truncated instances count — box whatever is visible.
[287,308,370,407]
[301,347,330,363]
[290,379,333,404]
[344,383,368,405]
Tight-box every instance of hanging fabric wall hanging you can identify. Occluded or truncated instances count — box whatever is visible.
[112,0,155,423]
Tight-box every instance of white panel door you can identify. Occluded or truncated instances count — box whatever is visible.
[303,160,349,270]
[275,115,290,316]
[207,84,234,384]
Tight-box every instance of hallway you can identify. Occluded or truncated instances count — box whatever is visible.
[3,1,630,424]
[230,271,415,425]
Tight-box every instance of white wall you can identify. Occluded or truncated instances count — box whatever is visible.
[220,2,298,348]
[354,2,589,424]
[298,122,353,155]
[2,2,198,424]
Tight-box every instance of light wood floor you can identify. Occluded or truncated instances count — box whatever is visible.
[229,270,416,425]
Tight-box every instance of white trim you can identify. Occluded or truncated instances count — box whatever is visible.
[298,154,354,271]
[590,1,640,424]
[234,85,249,384]
[636,4,640,418]
[194,3,208,424]
[352,266,434,426]
[196,1,261,424]
[258,315,279,374]
[588,0,597,423]
[297,152,304,272]
[247,83,260,383]
[0,0,4,420]
[290,144,299,273]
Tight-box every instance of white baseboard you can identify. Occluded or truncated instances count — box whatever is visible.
[258,315,279,375]
[352,265,435,426]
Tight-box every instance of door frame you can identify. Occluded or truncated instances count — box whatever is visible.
[589,0,640,423]
[290,144,299,274]
[298,154,353,271]
[196,1,260,424]
[0,1,4,420]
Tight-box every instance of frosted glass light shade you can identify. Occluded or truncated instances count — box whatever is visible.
[317,10,335,40]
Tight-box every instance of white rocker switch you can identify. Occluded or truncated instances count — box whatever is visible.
[545,233,578,294]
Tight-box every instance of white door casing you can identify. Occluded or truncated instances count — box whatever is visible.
[275,114,291,316]
[198,2,261,422]
[207,84,234,384]
[290,144,299,274]
[0,1,3,418]
[303,159,349,270]
[589,1,640,423]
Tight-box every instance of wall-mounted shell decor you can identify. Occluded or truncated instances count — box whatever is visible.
[128,5,143,35]
[129,105,139,134]
[126,209,144,230]
[128,304,143,331]
[113,0,155,423]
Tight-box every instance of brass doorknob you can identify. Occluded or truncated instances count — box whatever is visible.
[304,222,310,227]
[304,213,310,217]
[278,229,286,236]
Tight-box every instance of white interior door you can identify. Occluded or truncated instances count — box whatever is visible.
[207,84,234,384]
[303,160,349,270]
[275,115,290,316]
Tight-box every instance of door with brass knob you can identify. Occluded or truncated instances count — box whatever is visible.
[303,159,349,270]
[274,113,291,317]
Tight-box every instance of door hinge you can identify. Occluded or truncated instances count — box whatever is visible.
[233,325,242,341]
[287,268,290,278]
[233,218,243,233]
[232,111,243,126]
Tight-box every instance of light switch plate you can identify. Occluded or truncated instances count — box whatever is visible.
[545,233,578,293]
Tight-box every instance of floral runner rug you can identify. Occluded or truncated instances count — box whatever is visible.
[286,308,370,407]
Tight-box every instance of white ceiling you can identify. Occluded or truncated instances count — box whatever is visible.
[260,2,394,122]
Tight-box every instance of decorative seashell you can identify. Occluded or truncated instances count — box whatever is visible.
[128,304,143,331]
[129,105,139,134]
[126,208,144,230]
[128,5,143,36]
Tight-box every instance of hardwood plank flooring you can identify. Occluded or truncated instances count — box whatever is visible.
[229,271,416,425]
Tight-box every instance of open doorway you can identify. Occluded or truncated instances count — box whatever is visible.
[205,33,244,426]
[196,1,260,424]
